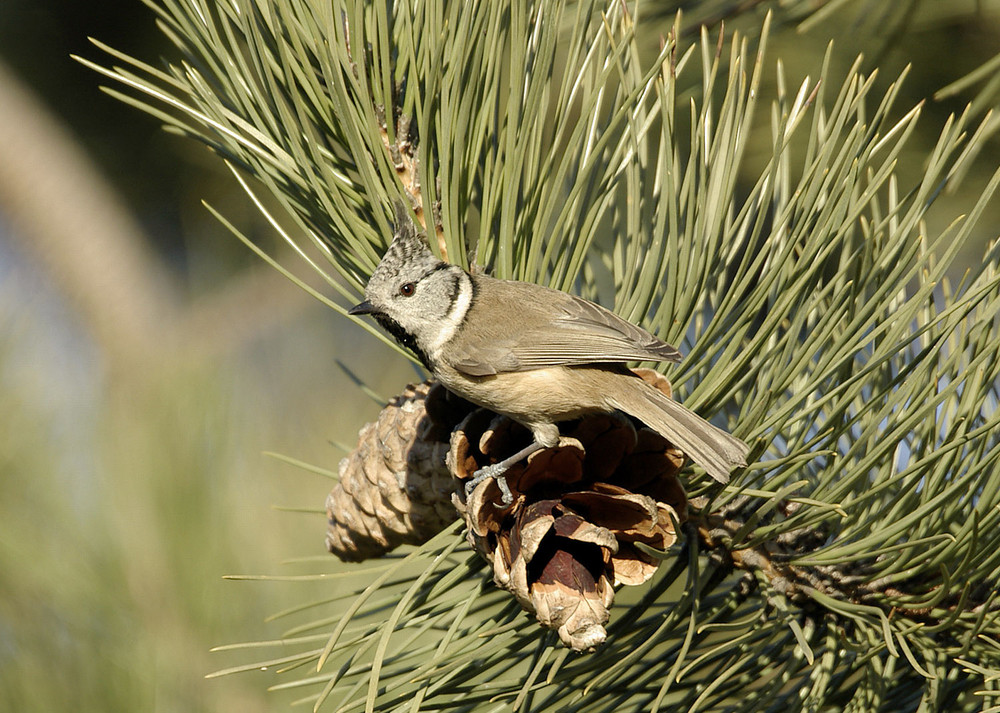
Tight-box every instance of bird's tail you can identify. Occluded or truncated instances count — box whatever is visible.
[608,375,749,484]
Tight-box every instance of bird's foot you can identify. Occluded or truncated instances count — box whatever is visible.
[465,463,514,506]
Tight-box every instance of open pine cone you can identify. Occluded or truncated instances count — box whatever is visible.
[450,368,688,652]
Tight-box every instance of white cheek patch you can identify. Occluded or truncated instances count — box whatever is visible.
[426,272,473,360]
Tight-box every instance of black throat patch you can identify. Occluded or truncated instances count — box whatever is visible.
[374,314,433,370]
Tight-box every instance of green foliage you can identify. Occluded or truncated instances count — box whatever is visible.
[0,330,294,712]
[84,0,1000,711]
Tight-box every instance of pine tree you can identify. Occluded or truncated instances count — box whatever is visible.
[83,1,1000,710]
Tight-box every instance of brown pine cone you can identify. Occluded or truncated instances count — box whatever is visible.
[325,381,475,561]
[451,369,688,652]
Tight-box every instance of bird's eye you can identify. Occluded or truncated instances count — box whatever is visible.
[399,282,416,297]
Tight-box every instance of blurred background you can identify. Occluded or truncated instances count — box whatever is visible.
[1,1,998,711]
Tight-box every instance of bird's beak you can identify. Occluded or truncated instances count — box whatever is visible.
[348,300,376,316]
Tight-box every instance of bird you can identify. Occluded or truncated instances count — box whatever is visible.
[349,204,749,504]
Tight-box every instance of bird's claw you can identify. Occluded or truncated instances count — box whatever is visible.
[465,463,514,506]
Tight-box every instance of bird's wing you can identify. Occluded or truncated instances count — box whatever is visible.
[449,278,682,376]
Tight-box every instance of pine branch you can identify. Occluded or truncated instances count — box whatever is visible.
[81,0,1000,711]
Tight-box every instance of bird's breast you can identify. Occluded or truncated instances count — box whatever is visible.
[433,363,614,426]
